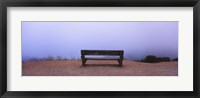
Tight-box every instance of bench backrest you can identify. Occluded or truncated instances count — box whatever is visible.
[81,50,124,58]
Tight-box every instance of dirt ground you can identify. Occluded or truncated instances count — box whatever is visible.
[22,60,178,76]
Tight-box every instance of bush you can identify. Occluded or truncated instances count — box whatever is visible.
[157,57,171,62]
[173,58,178,61]
[56,56,63,60]
[139,59,144,62]
[30,58,39,62]
[143,55,171,63]
[63,58,68,60]
[47,56,54,61]
[144,55,158,63]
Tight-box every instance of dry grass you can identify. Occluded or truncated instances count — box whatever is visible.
[22,60,178,76]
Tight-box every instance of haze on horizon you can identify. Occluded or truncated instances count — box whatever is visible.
[22,21,178,61]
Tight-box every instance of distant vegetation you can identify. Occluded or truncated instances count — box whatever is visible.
[22,55,178,63]
[23,56,80,62]
[173,58,178,61]
[140,55,177,63]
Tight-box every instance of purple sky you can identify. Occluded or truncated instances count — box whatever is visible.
[22,22,178,60]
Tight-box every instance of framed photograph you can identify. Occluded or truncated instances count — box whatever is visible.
[0,0,199,98]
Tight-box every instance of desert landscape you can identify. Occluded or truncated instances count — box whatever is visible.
[22,60,178,76]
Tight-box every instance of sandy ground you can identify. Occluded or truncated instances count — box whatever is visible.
[22,60,178,76]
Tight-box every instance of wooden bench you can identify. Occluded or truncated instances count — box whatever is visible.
[81,50,124,67]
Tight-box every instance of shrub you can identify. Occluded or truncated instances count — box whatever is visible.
[144,55,158,63]
[63,58,68,60]
[40,58,46,61]
[30,58,39,62]
[71,56,78,60]
[47,56,54,61]
[143,55,171,63]
[157,57,171,62]
[173,58,178,61]
[56,56,63,60]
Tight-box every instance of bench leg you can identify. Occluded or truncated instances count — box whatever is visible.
[82,59,87,67]
[117,60,120,64]
[118,60,123,67]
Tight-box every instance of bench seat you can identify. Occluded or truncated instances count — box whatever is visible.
[85,58,120,60]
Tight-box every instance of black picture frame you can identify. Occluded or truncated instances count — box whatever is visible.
[0,0,199,98]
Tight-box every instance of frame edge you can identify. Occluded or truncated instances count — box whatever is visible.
[1,0,200,98]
